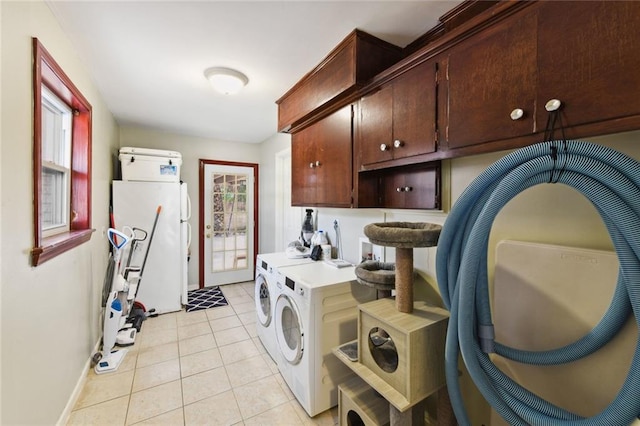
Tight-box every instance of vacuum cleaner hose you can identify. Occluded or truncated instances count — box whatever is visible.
[436,140,640,425]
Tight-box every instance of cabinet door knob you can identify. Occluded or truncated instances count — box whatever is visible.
[404,186,413,192]
[315,160,321,167]
[396,187,404,192]
[309,162,315,168]
[545,99,562,112]
[393,139,404,148]
[510,108,524,120]
[380,143,389,152]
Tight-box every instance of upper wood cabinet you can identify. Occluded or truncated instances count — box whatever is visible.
[357,60,438,169]
[535,1,640,137]
[277,30,402,134]
[443,7,537,150]
[441,0,640,153]
[291,105,353,207]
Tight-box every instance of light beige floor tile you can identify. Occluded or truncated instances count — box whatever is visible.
[178,321,212,340]
[292,401,337,426]
[226,294,253,306]
[233,302,256,316]
[209,315,243,332]
[232,375,289,419]
[183,390,242,426]
[243,401,305,425]
[205,305,236,320]
[136,342,179,369]
[225,354,272,388]
[180,347,223,377]
[218,285,247,297]
[244,324,258,338]
[239,282,255,297]
[67,395,129,425]
[126,380,182,425]
[181,366,231,405]
[137,327,178,349]
[261,353,279,374]
[219,339,260,365]
[142,312,178,331]
[275,373,296,401]
[134,407,184,425]
[74,369,134,409]
[215,325,251,347]
[252,337,266,355]
[236,310,257,325]
[115,348,139,373]
[176,310,208,327]
[178,333,217,356]
[132,358,181,392]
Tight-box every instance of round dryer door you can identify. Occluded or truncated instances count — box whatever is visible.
[275,294,304,365]
[255,273,272,327]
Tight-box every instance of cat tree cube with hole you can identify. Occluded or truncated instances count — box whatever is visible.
[358,298,449,404]
[339,376,390,426]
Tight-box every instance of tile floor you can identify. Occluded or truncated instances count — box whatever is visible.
[67,281,338,425]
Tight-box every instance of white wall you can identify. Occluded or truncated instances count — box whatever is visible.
[0,1,120,424]
[258,132,291,253]
[119,125,262,287]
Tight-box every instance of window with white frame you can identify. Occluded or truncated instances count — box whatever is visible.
[40,85,72,237]
[31,38,93,267]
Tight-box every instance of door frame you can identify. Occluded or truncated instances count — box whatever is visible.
[199,159,259,288]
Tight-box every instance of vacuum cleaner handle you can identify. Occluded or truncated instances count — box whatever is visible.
[107,228,130,250]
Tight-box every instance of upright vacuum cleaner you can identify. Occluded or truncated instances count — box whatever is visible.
[94,206,162,373]
[95,228,132,374]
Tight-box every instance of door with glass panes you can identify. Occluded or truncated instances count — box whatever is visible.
[201,161,256,286]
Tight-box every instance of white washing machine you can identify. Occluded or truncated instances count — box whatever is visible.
[273,262,376,417]
[254,252,313,362]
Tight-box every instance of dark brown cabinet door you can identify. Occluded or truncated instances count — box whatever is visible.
[380,166,440,209]
[358,85,394,166]
[392,61,437,159]
[358,60,437,168]
[291,129,317,206]
[445,8,537,149]
[536,1,640,135]
[291,105,353,207]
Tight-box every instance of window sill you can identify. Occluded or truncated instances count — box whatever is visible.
[31,228,95,266]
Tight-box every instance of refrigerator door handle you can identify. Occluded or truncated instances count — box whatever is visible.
[186,222,192,249]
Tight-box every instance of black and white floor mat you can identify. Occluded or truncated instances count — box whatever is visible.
[186,286,228,312]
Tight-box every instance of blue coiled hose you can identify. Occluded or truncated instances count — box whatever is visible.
[435,140,640,425]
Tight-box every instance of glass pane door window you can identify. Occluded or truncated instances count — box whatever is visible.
[211,173,248,272]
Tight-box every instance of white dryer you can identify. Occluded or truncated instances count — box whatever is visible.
[254,252,312,362]
[273,262,376,417]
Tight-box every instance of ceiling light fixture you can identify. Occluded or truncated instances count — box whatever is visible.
[204,67,249,95]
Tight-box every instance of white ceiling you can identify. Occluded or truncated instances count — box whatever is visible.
[46,1,460,144]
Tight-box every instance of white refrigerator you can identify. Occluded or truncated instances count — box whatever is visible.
[112,180,191,313]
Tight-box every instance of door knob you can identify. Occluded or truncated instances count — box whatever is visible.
[393,140,404,148]
[380,143,390,152]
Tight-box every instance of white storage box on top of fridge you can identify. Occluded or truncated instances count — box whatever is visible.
[112,180,191,313]
[119,147,182,182]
